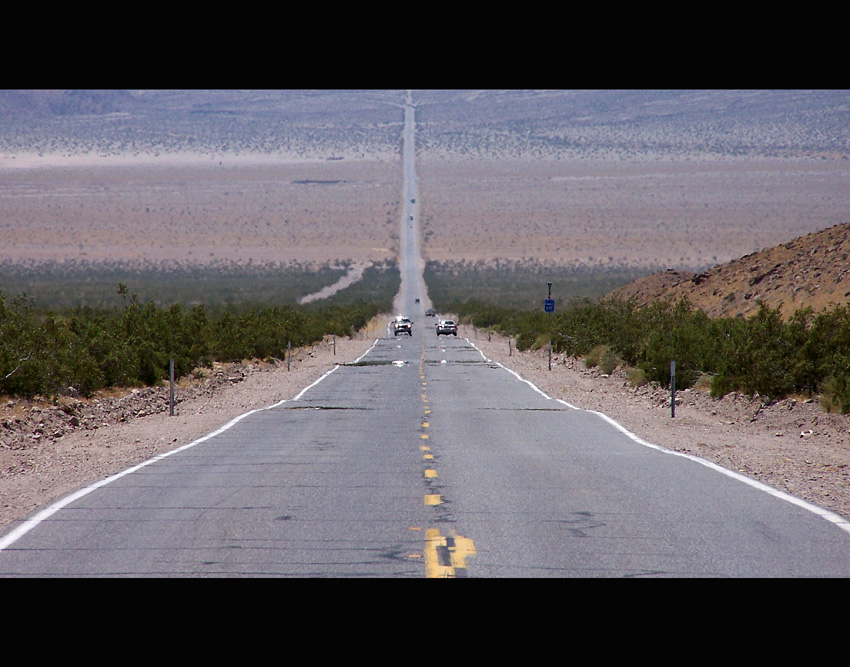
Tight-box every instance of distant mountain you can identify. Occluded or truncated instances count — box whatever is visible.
[0,90,138,117]
[0,90,403,120]
[605,222,850,319]
[414,89,850,159]
[0,90,406,159]
[2,90,848,160]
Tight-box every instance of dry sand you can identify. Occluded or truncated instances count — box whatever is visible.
[3,155,849,275]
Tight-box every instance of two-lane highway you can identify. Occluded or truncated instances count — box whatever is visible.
[3,324,850,576]
[2,90,850,577]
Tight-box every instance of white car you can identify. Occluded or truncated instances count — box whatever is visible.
[436,319,458,336]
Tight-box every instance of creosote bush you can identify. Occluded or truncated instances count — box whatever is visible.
[820,376,850,414]
[446,295,850,411]
[584,344,619,374]
[626,367,647,387]
[0,278,394,400]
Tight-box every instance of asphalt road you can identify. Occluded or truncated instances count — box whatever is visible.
[422,335,850,576]
[2,326,850,577]
[2,91,849,577]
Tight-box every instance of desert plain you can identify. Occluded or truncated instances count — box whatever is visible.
[3,89,849,296]
[2,153,849,286]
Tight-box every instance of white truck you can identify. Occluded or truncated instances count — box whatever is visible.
[392,316,413,336]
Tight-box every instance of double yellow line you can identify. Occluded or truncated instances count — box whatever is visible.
[417,345,476,577]
[424,529,477,578]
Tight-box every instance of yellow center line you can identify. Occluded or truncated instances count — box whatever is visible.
[424,529,477,578]
[418,341,477,577]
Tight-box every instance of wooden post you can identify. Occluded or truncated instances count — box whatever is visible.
[169,358,175,416]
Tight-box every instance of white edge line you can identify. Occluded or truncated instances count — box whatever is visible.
[290,365,339,402]
[467,338,559,402]
[0,341,380,552]
[466,339,850,536]
[353,338,379,365]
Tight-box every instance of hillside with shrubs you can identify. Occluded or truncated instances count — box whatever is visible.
[441,223,850,413]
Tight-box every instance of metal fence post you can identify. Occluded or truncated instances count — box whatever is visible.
[670,360,676,418]
[546,281,554,371]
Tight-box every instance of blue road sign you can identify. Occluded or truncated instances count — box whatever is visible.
[544,299,555,313]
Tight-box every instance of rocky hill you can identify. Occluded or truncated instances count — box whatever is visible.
[605,222,850,319]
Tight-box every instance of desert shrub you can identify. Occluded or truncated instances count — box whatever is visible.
[693,373,714,392]
[820,372,850,413]
[598,347,621,375]
[453,299,515,330]
[636,298,714,389]
[551,298,613,357]
[594,299,644,365]
[531,334,551,351]
[805,306,850,406]
[584,345,606,368]
[424,260,650,311]
[452,292,850,408]
[710,303,810,399]
[709,374,737,398]
[583,344,620,374]
[626,366,647,387]
[0,282,393,399]
[496,310,550,352]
